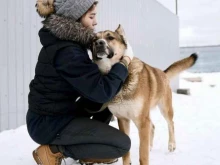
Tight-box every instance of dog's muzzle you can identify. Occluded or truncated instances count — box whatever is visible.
[95,39,114,59]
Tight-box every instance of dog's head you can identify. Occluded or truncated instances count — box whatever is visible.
[91,24,127,64]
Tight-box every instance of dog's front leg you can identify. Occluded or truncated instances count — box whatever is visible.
[134,116,150,165]
[118,118,131,165]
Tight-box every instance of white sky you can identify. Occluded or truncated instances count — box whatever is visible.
[156,0,220,46]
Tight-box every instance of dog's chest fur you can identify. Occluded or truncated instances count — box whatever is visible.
[95,57,145,120]
[108,97,144,120]
[95,59,112,74]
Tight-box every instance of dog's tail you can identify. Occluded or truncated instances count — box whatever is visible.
[164,53,198,79]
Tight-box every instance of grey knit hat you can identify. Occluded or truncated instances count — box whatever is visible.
[54,0,97,21]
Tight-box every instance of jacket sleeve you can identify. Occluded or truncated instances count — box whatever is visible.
[54,45,128,103]
[92,107,113,124]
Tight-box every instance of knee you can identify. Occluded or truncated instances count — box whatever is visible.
[117,134,131,156]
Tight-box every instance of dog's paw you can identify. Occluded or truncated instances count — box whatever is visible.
[168,143,176,152]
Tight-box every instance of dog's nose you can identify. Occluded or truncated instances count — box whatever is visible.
[95,40,105,46]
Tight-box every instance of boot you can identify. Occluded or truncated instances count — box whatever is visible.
[33,145,64,165]
[79,158,118,165]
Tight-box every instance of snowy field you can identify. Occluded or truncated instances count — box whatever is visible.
[0,72,220,165]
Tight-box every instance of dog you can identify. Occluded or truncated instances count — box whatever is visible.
[91,25,198,165]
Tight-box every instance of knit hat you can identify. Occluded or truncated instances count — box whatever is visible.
[36,0,97,20]
[54,0,96,20]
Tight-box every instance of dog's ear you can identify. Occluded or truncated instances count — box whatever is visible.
[115,24,127,47]
[115,24,125,36]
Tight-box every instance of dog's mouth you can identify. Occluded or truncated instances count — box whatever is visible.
[96,46,114,59]
[94,39,114,59]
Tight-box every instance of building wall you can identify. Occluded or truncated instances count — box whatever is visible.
[0,0,179,132]
[96,0,180,92]
[0,0,42,132]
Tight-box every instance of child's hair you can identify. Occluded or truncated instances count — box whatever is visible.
[76,1,98,22]
[88,1,98,12]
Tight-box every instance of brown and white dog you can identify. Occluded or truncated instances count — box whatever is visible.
[91,25,198,165]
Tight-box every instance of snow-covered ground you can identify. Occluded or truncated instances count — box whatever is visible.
[0,72,220,165]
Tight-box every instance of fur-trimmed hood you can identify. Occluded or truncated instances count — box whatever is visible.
[42,14,95,48]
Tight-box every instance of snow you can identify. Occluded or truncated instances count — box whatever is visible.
[1,72,220,165]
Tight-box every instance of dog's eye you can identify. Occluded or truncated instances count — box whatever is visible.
[108,36,115,40]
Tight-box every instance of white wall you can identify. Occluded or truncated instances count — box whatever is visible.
[0,0,179,132]
[96,0,180,91]
[0,0,42,131]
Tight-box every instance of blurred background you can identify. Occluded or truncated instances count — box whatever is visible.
[158,0,220,73]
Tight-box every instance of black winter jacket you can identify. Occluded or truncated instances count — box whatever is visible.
[26,14,128,144]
